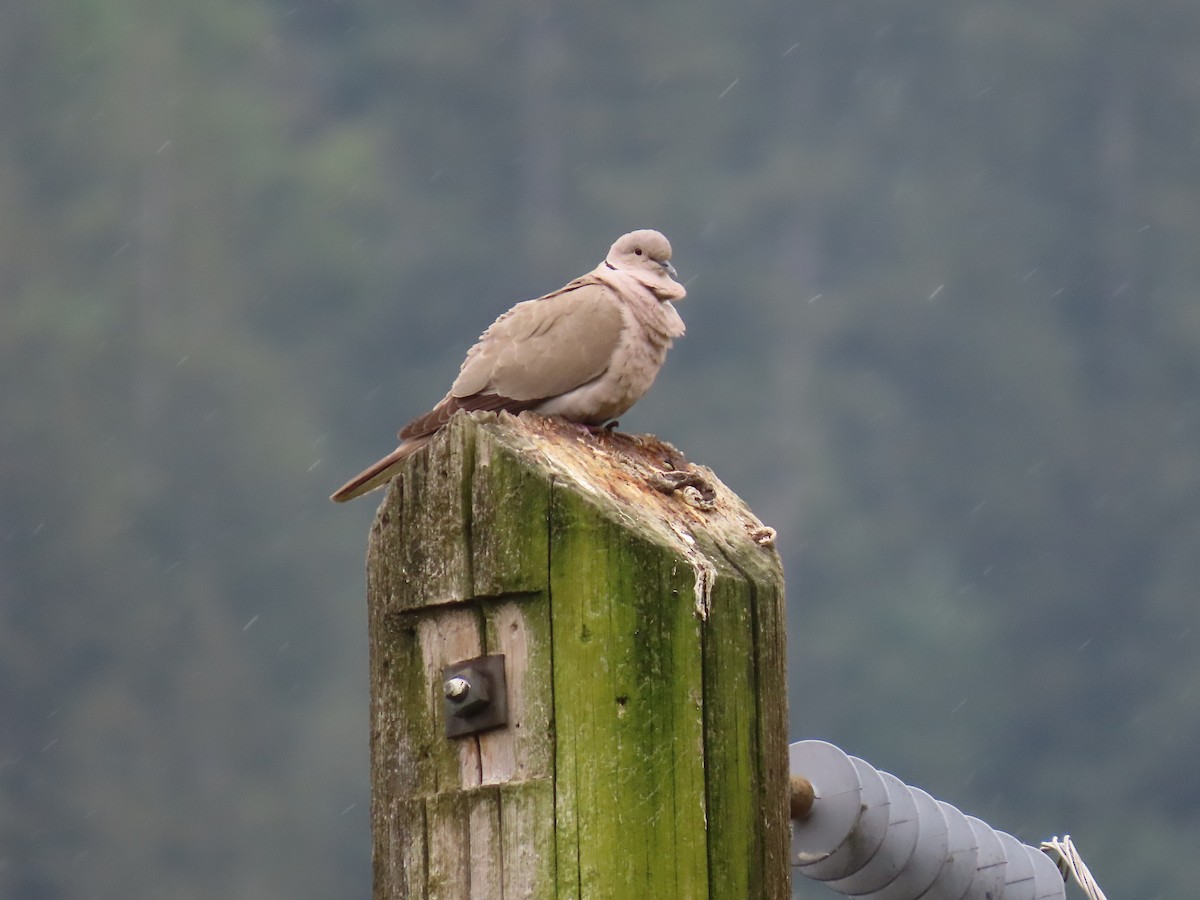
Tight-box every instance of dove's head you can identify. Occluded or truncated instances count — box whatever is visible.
[606,229,686,301]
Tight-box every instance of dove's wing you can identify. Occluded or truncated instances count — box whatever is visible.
[399,278,625,439]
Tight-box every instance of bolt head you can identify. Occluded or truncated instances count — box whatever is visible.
[444,676,471,700]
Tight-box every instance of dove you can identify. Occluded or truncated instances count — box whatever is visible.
[331,229,687,502]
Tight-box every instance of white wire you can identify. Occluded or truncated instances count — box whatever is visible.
[1040,834,1108,900]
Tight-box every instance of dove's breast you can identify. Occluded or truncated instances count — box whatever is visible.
[535,288,684,425]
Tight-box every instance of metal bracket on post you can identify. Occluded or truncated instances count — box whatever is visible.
[442,654,508,738]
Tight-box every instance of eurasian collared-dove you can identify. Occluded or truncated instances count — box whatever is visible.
[331,229,686,502]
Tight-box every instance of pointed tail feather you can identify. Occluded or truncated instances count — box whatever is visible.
[329,436,433,502]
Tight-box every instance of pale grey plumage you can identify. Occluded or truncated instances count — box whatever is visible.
[332,229,686,502]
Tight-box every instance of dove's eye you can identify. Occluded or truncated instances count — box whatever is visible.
[634,248,643,256]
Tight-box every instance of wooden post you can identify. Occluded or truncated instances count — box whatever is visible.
[366,411,789,899]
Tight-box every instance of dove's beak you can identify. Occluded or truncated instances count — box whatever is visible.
[663,260,678,279]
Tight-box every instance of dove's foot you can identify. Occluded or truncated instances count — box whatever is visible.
[577,420,619,436]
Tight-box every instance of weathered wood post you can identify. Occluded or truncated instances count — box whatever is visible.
[366,411,788,899]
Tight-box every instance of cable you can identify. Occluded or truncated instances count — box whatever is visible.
[1040,834,1108,900]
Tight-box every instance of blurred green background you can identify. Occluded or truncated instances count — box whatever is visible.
[4,2,1199,897]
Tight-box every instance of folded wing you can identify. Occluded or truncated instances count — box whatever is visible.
[400,279,625,439]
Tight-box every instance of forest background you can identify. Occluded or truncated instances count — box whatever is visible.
[5,2,1200,897]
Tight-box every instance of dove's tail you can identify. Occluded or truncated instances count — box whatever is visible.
[330,436,434,502]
